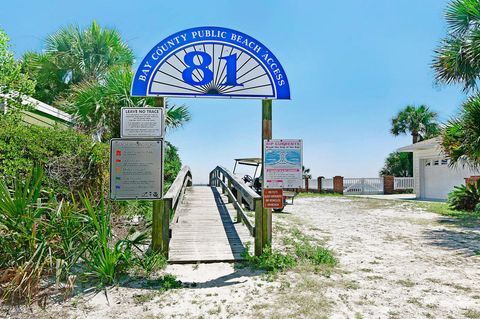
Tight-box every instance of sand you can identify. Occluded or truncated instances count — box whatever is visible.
[2,196,479,318]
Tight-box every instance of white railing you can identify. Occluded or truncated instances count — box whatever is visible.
[344,178,383,195]
[394,177,414,190]
[321,178,334,190]
[305,178,318,190]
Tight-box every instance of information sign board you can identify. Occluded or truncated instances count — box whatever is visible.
[121,107,164,138]
[110,139,163,200]
[264,139,303,189]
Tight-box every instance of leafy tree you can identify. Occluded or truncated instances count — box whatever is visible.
[433,0,480,169]
[0,112,108,196]
[391,105,440,144]
[164,142,182,189]
[432,0,480,92]
[60,67,191,140]
[379,152,413,177]
[302,166,312,179]
[0,29,35,108]
[442,95,480,167]
[21,21,133,104]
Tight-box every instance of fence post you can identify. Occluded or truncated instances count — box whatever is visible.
[222,174,226,194]
[317,176,323,193]
[236,190,243,222]
[227,180,232,203]
[383,175,394,194]
[333,176,344,194]
[152,199,170,257]
[254,197,264,256]
[304,177,309,192]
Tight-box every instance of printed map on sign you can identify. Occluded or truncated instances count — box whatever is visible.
[264,139,303,189]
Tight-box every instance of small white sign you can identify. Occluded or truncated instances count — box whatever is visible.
[264,139,303,189]
[121,107,164,138]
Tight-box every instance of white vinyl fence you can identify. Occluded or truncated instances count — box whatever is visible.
[394,177,414,190]
[343,178,384,195]
[309,176,413,194]
[321,178,334,190]
[307,178,318,190]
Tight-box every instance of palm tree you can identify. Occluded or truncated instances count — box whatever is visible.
[442,95,480,168]
[432,0,480,92]
[61,67,191,140]
[379,152,413,177]
[391,105,439,144]
[302,166,312,179]
[22,21,133,104]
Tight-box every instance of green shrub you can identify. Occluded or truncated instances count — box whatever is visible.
[135,250,168,273]
[243,244,297,273]
[80,193,149,286]
[0,166,91,302]
[0,112,108,197]
[448,180,480,211]
[164,141,182,191]
[0,167,152,302]
[294,241,337,266]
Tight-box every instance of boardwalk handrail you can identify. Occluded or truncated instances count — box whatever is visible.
[209,166,260,237]
[209,166,260,209]
[152,165,192,255]
[165,165,193,214]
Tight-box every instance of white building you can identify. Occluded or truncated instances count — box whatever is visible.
[398,138,478,201]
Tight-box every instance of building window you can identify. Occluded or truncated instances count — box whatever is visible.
[425,161,431,166]
[441,159,449,165]
[433,160,439,166]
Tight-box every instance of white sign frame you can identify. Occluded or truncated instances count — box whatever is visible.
[120,107,165,138]
[264,139,303,189]
[110,139,163,200]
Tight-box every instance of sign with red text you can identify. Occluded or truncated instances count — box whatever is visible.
[264,139,303,189]
[263,188,284,209]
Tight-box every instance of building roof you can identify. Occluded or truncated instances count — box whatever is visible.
[397,137,442,152]
[1,93,73,124]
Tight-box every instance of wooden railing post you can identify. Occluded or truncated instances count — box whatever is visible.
[152,198,171,257]
[222,174,226,194]
[254,198,263,256]
[227,180,232,203]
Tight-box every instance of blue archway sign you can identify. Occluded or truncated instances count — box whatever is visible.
[131,26,290,99]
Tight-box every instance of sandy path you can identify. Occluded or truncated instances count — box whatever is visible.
[2,196,479,318]
[292,196,480,319]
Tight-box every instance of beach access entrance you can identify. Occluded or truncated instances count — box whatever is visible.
[129,26,291,262]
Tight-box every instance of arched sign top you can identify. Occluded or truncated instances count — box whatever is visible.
[131,26,290,99]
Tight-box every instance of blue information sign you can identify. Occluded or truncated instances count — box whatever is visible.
[131,26,290,99]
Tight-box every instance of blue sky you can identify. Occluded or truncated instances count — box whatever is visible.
[0,0,467,183]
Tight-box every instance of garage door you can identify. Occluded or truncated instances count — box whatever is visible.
[422,158,469,200]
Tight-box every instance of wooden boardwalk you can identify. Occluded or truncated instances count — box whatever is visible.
[168,186,253,263]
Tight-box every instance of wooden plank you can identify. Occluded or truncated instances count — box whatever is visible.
[168,186,253,264]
